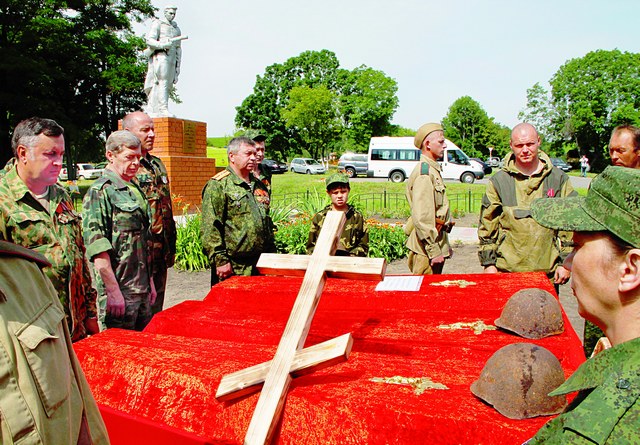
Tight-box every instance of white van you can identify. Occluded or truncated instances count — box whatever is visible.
[366,137,485,183]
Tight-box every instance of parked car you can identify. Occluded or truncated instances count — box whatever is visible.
[486,157,503,168]
[262,159,288,174]
[470,158,492,175]
[550,158,571,172]
[59,163,104,181]
[290,158,326,175]
[337,153,368,178]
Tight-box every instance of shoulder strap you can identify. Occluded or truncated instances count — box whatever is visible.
[542,167,567,198]
[213,170,230,181]
[489,170,517,207]
[0,241,51,268]
[420,162,429,175]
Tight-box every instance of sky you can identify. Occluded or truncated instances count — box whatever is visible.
[139,0,639,137]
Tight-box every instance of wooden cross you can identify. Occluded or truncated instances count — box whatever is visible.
[215,211,386,444]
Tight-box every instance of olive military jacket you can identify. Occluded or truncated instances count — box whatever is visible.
[201,167,274,272]
[528,337,640,444]
[478,151,576,274]
[0,241,109,444]
[133,154,177,268]
[306,205,369,257]
[82,168,153,296]
[0,167,97,341]
[405,155,451,259]
[255,162,272,196]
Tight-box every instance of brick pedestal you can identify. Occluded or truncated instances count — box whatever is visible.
[122,117,217,212]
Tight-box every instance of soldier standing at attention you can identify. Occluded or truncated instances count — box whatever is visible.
[478,123,576,291]
[123,111,176,315]
[0,241,109,444]
[251,133,272,195]
[405,122,453,274]
[201,137,274,286]
[82,131,156,331]
[0,117,99,341]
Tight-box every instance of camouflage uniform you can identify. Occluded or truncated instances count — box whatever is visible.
[0,167,98,341]
[0,241,109,445]
[133,153,176,314]
[527,337,640,444]
[306,205,369,257]
[405,155,451,274]
[82,168,154,331]
[0,157,16,179]
[201,167,274,285]
[255,162,272,196]
[478,151,576,275]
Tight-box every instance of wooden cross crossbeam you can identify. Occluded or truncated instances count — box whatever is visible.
[215,211,386,444]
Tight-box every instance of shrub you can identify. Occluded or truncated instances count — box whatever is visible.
[174,213,209,272]
[274,216,311,254]
[367,222,409,263]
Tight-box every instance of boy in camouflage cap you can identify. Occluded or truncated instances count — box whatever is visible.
[526,166,640,444]
[306,173,369,257]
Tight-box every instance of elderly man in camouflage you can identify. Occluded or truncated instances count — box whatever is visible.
[526,166,640,444]
[0,241,109,444]
[201,137,274,286]
[478,123,576,291]
[405,122,453,275]
[609,124,640,169]
[124,111,176,315]
[83,130,156,331]
[0,117,99,341]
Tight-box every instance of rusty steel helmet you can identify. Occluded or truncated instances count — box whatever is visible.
[495,288,564,339]
[470,343,567,419]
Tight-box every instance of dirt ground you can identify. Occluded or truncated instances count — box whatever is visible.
[165,212,584,340]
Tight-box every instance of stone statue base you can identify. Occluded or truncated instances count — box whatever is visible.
[145,117,216,212]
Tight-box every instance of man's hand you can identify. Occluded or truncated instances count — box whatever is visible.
[106,288,126,318]
[430,255,445,266]
[484,265,499,274]
[85,318,100,335]
[216,263,234,282]
[554,265,571,285]
[149,278,157,306]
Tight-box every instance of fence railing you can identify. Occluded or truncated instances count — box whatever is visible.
[272,189,484,217]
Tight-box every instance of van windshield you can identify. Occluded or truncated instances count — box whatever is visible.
[447,150,470,165]
[305,159,320,165]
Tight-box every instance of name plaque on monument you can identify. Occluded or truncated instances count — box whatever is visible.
[183,120,197,153]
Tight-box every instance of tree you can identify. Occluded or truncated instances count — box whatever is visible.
[0,0,154,168]
[522,49,640,169]
[235,50,398,159]
[281,85,339,161]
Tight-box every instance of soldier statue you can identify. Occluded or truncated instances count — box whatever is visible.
[143,4,187,117]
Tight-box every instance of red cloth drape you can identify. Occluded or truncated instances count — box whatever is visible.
[75,272,585,444]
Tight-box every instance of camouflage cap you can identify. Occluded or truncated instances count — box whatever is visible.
[531,166,640,248]
[325,173,350,189]
[242,129,266,142]
[414,123,444,148]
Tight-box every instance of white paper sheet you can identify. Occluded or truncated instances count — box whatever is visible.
[375,275,423,292]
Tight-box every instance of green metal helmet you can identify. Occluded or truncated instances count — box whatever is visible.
[471,343,567,419]
[495,288,564,339]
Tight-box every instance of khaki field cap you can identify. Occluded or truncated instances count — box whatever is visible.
[531,166,640,248]
[325,173,350,189]
[414,123,444,149]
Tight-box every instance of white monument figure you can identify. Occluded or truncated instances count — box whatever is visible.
[143,4,188,117]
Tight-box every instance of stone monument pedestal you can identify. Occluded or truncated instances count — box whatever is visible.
[139,117,217,211]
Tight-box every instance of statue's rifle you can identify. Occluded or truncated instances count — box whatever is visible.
[143,35,188,58]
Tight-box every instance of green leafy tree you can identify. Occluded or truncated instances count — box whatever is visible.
[522,49,640,168]
[281,85,339,160]
[0,0,154,168]
[235,50,398,160]
[442,96,490,157]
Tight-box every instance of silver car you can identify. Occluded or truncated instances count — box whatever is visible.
[290,158,326,174]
